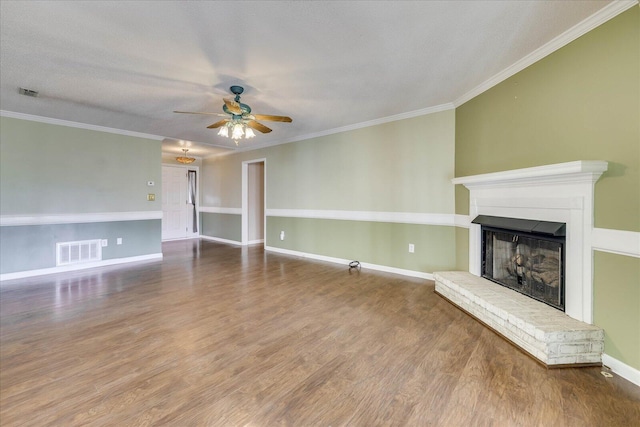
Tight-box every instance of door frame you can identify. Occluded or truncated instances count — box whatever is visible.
[241,158,266,246]
[161,164,200,241]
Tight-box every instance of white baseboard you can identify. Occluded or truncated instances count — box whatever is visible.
[0,253,163,282]
[200,235,242,246]
[602,354,640,387]
[264,246,434,281]
[247,239,264,246]
[162,235,200,242]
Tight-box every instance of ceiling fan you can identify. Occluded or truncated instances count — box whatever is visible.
[174,85,292,143]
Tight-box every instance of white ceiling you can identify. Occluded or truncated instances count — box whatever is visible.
[0,1,620,158]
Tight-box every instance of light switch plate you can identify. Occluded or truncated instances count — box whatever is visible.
[147,193,155,201]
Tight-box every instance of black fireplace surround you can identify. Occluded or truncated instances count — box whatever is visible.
[472,215,566,311]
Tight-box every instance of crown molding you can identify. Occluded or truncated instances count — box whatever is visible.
[0,110,165,141]
[454,0,638,107]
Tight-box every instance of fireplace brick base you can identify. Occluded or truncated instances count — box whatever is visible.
[434,271,604,367]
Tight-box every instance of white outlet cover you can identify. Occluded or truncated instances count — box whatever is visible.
[101,239,108,247]
[117,238,123,245]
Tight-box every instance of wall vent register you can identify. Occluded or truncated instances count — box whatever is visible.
[56,239,102,266]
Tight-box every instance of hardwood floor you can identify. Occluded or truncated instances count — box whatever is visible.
[1,239,639,426]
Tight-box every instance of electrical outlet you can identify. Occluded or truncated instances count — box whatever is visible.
[101,239,108,247]
[147,193,155,201]
[280,231,285,241]
[117,238,123,245]
[408,243,415,253]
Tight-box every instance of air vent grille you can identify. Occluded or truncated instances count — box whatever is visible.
[56,240,102,266]
[18,87,39,97]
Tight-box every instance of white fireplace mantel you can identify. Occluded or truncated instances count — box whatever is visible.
[453,161,608,323]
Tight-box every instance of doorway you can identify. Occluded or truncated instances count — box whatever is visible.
[242,159,266,245]
[162,165,199,241]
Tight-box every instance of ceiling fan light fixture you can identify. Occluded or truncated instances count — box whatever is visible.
[217,126,229,137]
[176,148,196,164]
[232,123,244,139]
[174,86,292,145]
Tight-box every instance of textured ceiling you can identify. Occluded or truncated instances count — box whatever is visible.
[0,1,617,158]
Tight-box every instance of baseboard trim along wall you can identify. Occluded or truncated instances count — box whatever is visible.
[265,246,434,281]
[200,235,242,246]
[0,253,163,282]
[0,211,163,226]
[602,354,640,387]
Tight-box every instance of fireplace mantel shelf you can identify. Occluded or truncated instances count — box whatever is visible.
[452,160,608,188]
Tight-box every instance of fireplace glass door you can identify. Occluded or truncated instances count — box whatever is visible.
[481,227,565,311]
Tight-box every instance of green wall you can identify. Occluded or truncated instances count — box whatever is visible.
[455,7,639,232]
[0,220,161,274]
[1,117,162,215]
[0,116,163,274]
[267,217,455,273]
[593,251,640,368]
[200,212,241,242]
[454,7,640,370]
[201,109,458,273]
[266,112,455,212]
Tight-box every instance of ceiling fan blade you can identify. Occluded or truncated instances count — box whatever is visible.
[246,120,272,133]
[174,111,227,116]
[252,114,292,123]
[223,98,243,115]
[207,119,230,129]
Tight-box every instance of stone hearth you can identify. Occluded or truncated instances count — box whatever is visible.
[434,271,604,367]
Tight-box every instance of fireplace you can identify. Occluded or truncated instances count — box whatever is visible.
[473,215,566,311]
[433,161,608,367]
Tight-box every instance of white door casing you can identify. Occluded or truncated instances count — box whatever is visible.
[242,158,266,246]
[162,165,199,240]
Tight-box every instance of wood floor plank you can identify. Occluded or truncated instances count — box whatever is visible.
[1,239,639,426]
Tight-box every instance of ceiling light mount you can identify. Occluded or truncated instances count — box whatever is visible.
[176,148,195,164]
